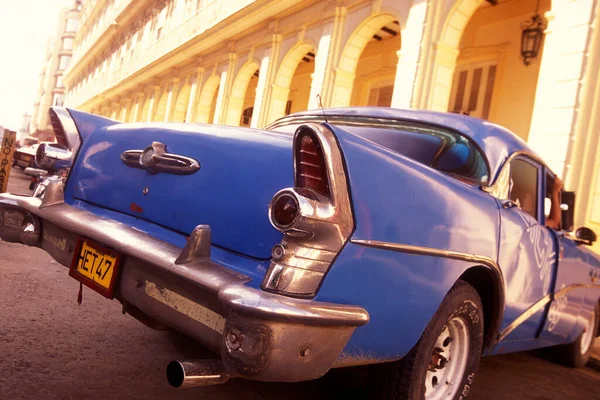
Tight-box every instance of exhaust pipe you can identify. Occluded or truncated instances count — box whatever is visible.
[166,360,230,388]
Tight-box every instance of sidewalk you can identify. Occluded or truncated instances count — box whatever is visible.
[590,339,600,371]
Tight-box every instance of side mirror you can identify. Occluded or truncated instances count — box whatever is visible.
[575,227,597,246]
[561,191,576,232]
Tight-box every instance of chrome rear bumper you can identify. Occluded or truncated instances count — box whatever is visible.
[0,183,369,382]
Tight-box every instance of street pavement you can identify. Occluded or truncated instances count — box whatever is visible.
[1,168,600,399]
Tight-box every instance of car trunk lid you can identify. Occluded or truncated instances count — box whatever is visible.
[66,122,293,260]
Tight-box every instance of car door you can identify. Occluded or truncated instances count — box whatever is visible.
[538,170,597,343]
[494,157,558,349]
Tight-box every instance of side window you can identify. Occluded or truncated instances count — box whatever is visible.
[509,159,539,220]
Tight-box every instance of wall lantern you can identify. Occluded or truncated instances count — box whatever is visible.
[521,1,546,66]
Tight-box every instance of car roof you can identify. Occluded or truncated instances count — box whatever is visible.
[273,107,544,185]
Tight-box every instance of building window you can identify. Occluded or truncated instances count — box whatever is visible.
[65,18,79,33]
[285,100,292,116]
[63,38,73,50]
[56,75,64,88]
[156,7,167,40]
[58,55,71,70]
[53,94,65,107]
[450,61,497,119]
[240,107,253,126]
[367,84,394,107]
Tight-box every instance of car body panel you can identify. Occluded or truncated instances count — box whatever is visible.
[326,123,500,260]
[317,242,478,362]
[65,122,293,260]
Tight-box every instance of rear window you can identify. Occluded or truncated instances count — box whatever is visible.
[269,118,490,185]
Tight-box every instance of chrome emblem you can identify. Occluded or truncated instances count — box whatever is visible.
[121,141,200,175]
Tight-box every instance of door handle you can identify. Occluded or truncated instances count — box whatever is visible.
[502,199,519,209]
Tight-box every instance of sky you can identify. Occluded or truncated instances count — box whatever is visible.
[0,0,73,132]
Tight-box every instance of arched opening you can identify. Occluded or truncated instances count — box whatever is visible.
[240,70,259,127]
[195,75,220,123]
[172,83,191,122]
[286,51,315,115]
[268,43,316,123]
[331,14,401,107]
[153,89,169,122]
[224,61,260,126]
[436,0,550,141]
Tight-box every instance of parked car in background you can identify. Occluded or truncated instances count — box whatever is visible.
[12,143,40,169]
[0,107,598,399]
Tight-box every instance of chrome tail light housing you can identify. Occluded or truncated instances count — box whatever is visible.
[35,107,81,171]
[262,124,353,298]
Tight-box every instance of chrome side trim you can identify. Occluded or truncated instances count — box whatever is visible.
[497,283,600,342]
[262,124,354,298]
[554,283,600,296]
[351,239,506,348]
[351,240,499,269]
[497,294,551,342]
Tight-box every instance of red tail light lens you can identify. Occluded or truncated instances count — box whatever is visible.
[272,194,299,229]
[296,133,330,197]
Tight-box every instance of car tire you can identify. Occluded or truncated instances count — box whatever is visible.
[554,303,599,368]
[368,280,484,400]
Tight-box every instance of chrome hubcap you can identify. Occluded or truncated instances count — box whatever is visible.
[580,311,596,355]
[425,317,470,400]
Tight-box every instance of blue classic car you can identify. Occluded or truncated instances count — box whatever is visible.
[1,106,599,399]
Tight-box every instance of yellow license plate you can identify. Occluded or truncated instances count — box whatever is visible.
[22,155,31,161]
[70,240,122,298]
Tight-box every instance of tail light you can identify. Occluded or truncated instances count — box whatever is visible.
[270,193,299,229]
[295,132,330,197]
[263,124,353,298]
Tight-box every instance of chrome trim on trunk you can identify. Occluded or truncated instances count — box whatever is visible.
[121,141,200,175]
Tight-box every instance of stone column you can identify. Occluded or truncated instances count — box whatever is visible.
[252,35,281,128]
[214,53,237,124]
[165,77,180,122]
[120,98,130,121]
[309,6,346,109]
[131,93,143,122]
[185,65,204,123]
[147,85,162,122]
[527,0,596,178]
[391,0,428,108]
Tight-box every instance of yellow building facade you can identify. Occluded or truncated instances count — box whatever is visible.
[63,0,600,248]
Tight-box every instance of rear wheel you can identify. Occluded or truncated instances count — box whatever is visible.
[368,280,484,400]
[554,303,599,368]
